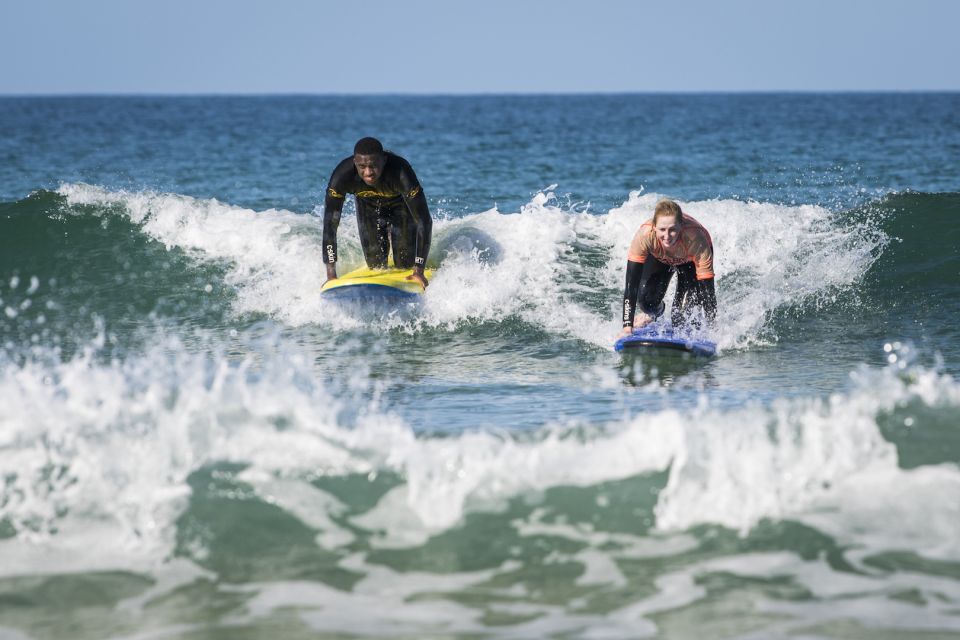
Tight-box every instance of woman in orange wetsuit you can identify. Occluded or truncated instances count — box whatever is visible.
[619,199,717,336]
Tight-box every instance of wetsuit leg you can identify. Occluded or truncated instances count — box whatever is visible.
[386,202,418,269]
[356,199,390,269]
[638,257,673,318]
[673,262,716,329]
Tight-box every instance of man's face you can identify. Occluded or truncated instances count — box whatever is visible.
[354,153,386,185]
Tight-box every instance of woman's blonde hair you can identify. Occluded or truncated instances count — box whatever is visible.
[653,199,683,224]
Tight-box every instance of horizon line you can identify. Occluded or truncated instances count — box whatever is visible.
[1,89,959,99]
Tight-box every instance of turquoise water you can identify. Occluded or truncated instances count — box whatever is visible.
[1,94,959,639]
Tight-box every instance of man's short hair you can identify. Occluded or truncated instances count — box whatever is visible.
[354,137,384,155]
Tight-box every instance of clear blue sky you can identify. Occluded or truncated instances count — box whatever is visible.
[2,0,958,94]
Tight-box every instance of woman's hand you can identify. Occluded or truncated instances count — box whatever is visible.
[632,312,654,329]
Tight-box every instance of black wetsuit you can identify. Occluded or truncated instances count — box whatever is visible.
[323,152,432,269]
[623,258,717,329]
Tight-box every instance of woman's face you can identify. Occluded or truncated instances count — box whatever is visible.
[655,215,681,248]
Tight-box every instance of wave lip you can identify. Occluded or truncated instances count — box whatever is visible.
[863,190,960,292]
[39,184,893,350]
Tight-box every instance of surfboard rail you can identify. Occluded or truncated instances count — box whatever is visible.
[614,325,717,358]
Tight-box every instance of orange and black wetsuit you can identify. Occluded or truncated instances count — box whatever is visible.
[323,152,432,269]
[622,214,717,329]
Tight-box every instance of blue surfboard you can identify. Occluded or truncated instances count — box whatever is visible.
[614,325,716,358]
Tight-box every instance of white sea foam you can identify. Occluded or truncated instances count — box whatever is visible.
[0,331,374,575]
[1,323,957,580]
[56,183,885,350]
[1,326,959,638]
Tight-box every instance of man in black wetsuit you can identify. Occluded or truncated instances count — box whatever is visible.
[322,137,432,288]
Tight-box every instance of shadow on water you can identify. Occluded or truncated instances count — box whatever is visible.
[616,348,717,389]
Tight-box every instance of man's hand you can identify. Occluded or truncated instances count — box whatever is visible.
[323,263,337,287]
[406,266,428,289]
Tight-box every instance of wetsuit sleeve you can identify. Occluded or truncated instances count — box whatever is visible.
[398,161,432,267]
[695,277,717,323]
[622,227,651,327]
[685,227,716,323]
[322,160,351,264]
[622,260,643,327]
[687,230,714,280]
[627,225,651,264]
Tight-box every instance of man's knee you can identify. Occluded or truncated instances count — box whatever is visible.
[390,231,417,268]
[364,253,388,269]
[363,240,389,268]
[392,252,413,269]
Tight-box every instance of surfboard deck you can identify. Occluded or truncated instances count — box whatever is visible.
[614,324,717,358]
[321,266,434,301]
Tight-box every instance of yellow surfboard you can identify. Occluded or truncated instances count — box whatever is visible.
[321,266,434,300]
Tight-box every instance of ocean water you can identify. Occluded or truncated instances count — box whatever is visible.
[0,94,959,639]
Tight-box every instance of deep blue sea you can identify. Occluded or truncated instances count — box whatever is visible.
[1,94,959,639]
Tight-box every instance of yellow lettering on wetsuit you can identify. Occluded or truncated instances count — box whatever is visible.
[356,189,399,199]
